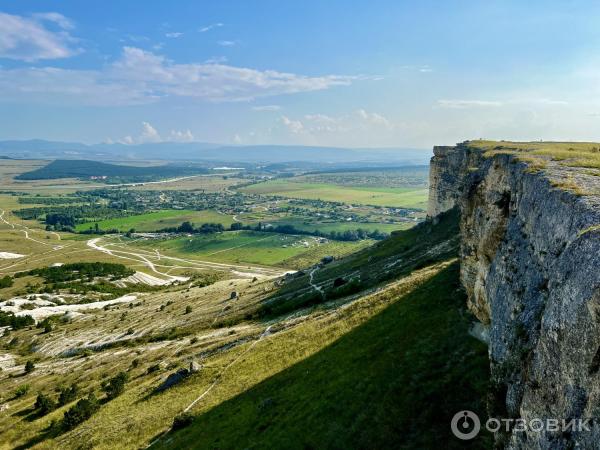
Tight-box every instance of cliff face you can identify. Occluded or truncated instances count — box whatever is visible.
[429,143,600,449]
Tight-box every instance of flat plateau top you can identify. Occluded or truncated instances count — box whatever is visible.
[466,140,600,171]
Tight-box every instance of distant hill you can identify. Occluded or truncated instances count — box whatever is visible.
[15,159,208,181]
[0,139,431,165]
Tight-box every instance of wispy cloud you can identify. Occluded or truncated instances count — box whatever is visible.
[117,122,194,144]
[165,32,183,38]
[437,99,504,109]
[0,11,79,61]
[31,12,74,30]
[436,98,568,109]
[401,65,433,74]
[0,46,358,105]
[252,105,281,111]
[199,23,223,33]
[279,109,394,136]
[281,116,304,134]
[169,128,194,142]
[356,109,393,129]
[122,34,149,43]
[205,55,227,64]
[217,40,236,47]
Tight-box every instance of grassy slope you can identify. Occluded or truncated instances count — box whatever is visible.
[153,210,491,449]
[0,208,490,449]
[265,209,460,317]
[156,262,490,450]
[268,217,414,233]
[240,180,428,208]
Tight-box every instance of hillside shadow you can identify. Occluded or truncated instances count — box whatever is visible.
[153,263,492,450]
[259,208,461,319]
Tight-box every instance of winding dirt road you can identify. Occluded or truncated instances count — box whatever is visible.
[87,236,289,281]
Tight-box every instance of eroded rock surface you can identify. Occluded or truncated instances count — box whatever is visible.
[429,142,600,449]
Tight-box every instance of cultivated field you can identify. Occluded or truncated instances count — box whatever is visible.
[240,179,428,208]
[130,230,367,268]
[75,210,235,233]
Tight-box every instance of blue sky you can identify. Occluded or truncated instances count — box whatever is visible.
[0,0,599,148]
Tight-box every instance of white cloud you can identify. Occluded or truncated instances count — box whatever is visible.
[199,23,224,33]
[0,46,356,105]
[281,116,304,134]
[205,56,227,64]
[139,121,161,143]
[252,105,281,111]
[278,109,394,138]
[120,135,134,145]
[0,11,79,61]
[232,133,242,144]
[400,65,433,74]
[169,129,194,142]
[165,32,183,38]
[116,122,195,144]
[436,98,568,109]
[217,40,236,47]
[355,109,393,128]
[31,12,74,30]
[437,99,504,109]
[123,34,149,43]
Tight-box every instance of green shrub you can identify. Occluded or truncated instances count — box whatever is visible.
[14,384,30,398]
[101,371,128,400]
[62,393,100,430]
[172,412,195,430]
[0,276,13,289]
[24,360,35,373]
[0,311,34,330]
[58,384,79,406]
[35,393,56,415]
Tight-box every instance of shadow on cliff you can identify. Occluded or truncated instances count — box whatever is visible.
[153,263,492,450]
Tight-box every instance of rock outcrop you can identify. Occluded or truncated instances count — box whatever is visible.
[428,142,600,449]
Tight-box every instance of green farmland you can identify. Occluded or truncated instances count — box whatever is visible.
[240,180,428,208]
[132,230,368,267]
[75,209,234,232]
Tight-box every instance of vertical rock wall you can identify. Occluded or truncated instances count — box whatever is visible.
[428,144,600,449]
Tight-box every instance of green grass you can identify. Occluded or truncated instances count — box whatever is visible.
[155,262,491,450]
[133,231,333,267]
[469,140,600,169]
[75,209,234,232]
[268,217,414,233]
[240,180,428,208]
[0,204,490,449]
[266,208,461,317]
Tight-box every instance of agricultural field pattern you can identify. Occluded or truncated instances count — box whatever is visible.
[0,159,487,449]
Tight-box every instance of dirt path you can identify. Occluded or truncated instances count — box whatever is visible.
[181,324,273,414]
[87,237,188,283]
[309,265,325,297]
[87,236,288,279]
[0,208,63,249]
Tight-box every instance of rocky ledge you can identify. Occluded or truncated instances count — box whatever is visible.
[429,141,600,449]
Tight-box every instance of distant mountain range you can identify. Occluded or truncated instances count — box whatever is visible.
[0,139,431,165]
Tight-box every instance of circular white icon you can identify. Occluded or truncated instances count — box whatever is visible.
[451,410,481,440]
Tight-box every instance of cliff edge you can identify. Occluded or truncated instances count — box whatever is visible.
[429,141,600,449]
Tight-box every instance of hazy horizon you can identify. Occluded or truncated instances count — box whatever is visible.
[2,1,600,149]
